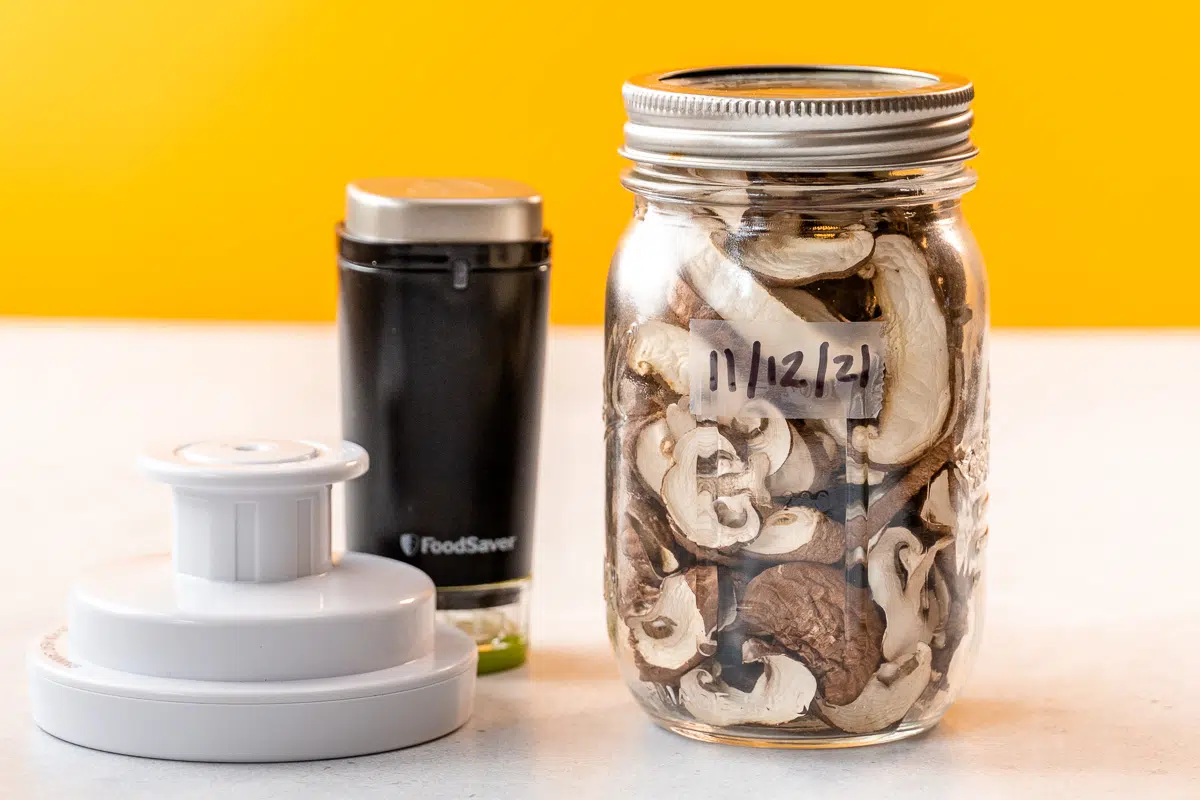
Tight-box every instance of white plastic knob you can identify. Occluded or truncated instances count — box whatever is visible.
[137,439,367,582]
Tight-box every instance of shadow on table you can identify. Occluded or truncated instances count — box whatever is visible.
[524,646,621,681]
[939,696,1042,732]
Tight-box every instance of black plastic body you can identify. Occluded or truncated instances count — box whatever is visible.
[338,234,550,592]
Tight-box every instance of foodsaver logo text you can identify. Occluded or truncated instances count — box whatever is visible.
[399,533,517,558]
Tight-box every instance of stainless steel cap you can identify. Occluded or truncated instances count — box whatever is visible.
[622,65,976,171]
[343,178,544,244]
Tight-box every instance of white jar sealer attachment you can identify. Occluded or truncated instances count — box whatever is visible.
[28,439,477,762]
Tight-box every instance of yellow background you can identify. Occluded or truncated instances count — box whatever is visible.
[0,1,1193,326]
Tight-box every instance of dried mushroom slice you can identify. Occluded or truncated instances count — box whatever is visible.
[616,522,665,616]
[852,235,951,467]
[615,375,667,420]
[868,527,953,661]
[663,426,762,552]
[820,643,933,734]
[741,507,844,565]
[665,396,697,440]
[612,617,688,719]
[667,276,721,326]
[633,398,702,498]
[624,492,685,575]
[726,220,875,286]
[916,223,972,351]
[706,452,771,508]
[608,325,670,422]
[635,417,674,496]
[627,320,691,395]
[845,438,953,552]
[680,639,818,727]
[742,562,883,705]
[724,398,792,475]
[920,227,973,436]
[684,245,818,325]
[921,467,954,534]
[627,566,719,682]
[767,423,839,497]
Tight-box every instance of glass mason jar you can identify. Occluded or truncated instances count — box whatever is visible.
[604,66,989,747]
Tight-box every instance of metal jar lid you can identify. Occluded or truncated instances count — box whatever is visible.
[621,65,976,172]
[343,178,544,244]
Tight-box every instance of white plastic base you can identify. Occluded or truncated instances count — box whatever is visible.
[29,625,477,762]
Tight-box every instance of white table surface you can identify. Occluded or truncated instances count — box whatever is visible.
[1,321,1197,799]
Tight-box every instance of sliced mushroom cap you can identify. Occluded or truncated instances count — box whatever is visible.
[820,643,933,734]
[628,320,691,395]
[615,375,667,420]
[608,326,669,421]
[667,276,721,325]
[921,467,954,533]
[742,507,845,565]
[709,451,772,508]
[814,429,839,468]
[868,527,954,661]
[635,417,674,495]
[768,424,840,496]
[742,562,884,705]
[616,522,664,615]
[627,567,718,682]
[665,397,697,440]
[727,398,792,475]
[852,235,951,467]
[680,639,818,727]
[684,246,814,325]
[663,426,762,552]
[625,493,683,575]
[730,225,875,286]
[766,425,817,496]
[612,616,692,719]
[824,418,849,448]
[633,397,700,498]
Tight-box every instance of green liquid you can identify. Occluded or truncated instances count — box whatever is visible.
[477,635,527,674]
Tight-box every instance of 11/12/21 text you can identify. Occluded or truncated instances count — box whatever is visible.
[688,320,885,420]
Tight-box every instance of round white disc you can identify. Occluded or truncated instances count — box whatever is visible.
[68,553,436,682]
[28,625,477,762]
